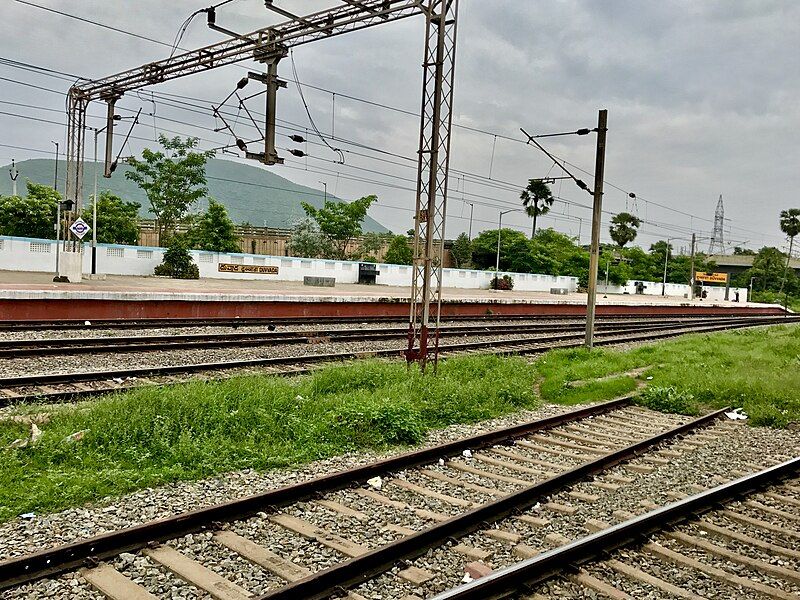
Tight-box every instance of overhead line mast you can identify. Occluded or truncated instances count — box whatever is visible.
[63,0,459,370]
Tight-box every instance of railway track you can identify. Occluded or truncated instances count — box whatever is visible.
[1,315,797,405]
[0,315,772,358]
[0,312,770,332]
[0,398,765,600]
[434,458,800,600]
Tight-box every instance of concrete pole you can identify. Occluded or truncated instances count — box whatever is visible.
[468,202,474,240]
[585,109,608,349]
[93,129,99,275]
[662,238,670,296]
[494,211,503,284]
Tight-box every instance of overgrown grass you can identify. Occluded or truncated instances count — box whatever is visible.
[535,324,800,426]
[0,355,537,521]
[1,323,798,521]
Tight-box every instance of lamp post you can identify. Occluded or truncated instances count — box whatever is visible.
[318,181,327,202]
[495,209,523,285]
[90,115,124,275]
[8,159,18,197]
[467,202,474,240]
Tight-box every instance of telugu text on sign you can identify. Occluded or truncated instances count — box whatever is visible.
[218,263,279,275]
[695,271,728,283]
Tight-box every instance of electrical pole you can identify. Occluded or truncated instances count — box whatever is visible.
[8,160,18,197]
[584,109,608,349]
[51,141,58,191]
[319,181,327,202]
[662,238,671,296]
[467,202,474,240]
[689,232,696,300]
[93,129,99,275]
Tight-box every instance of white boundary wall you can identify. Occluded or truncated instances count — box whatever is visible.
[598,279,748,302]
[0,235,578,292]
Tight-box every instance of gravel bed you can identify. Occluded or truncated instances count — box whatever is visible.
[114,552,208,599]
[0,318,579,342]
[349,419,800,598]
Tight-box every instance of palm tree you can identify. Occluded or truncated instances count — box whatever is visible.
[609,212,642,248]
[779,208,800,293]
[520,179,554,239]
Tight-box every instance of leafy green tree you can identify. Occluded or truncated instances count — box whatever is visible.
[154,235,199,279]
[125,135,214,245]
[86,191,140,245]
[450,232,472,268]
[0,182,59,239]
[778,208,800,293]
[383,235,413,265]
[358,232,391,262]
[520,179,554,239]
[470,228,528,270]
[733,246,756,255]
[186,198,240,253]
[289,218,328,258]
[301,195,378,260]
[609,212,641,248]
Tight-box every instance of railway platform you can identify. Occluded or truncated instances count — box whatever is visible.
[0,270,787,321]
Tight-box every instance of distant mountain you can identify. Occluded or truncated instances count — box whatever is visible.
[0,158,389,233]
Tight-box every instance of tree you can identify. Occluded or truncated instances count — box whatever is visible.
[186,198,240,253]
[520,179,554,239]
[609,212,641,248]
[125,135,214,246]
[778,208,800,293]
[450,232,472,268]
[358,232,391,262]
[86,191,140,245]
[301,194,377,260]
[470,228,528,270]
[289,218,327,258]
[0,181,59,239]
[383,235,413,265]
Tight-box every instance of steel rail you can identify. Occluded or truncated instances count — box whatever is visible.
[1,317,797,406]
[255,408,729,600]
[0,319,781,389]
[0,313,740,332]
[431,456,800,600]
[0,316,760,357]
[0,398,630,590]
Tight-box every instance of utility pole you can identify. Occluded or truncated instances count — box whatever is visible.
[467,202,474,240]
[661,238,671,296]
[319,181,327,202]
[495,209,521,280]
[51,141,59,191]
[584,109,608,349]
[8,160,18,197]
[689,232,696,300]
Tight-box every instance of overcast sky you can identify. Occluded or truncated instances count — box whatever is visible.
[2,0,798,253]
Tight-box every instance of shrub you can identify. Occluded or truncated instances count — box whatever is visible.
[637,386,698,416]
[491,274,514,290]
[154,236,199,279]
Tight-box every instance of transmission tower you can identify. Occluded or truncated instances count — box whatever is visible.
[708,194,725,254]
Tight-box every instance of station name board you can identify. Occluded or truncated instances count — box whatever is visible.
[695,271,728,283]
[218,263,279,275]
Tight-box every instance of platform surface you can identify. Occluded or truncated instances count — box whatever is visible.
[0,270,754,308]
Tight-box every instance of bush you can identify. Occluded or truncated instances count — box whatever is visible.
[491,274,514,290]
[637,386,698,416]
[154,236,199,279]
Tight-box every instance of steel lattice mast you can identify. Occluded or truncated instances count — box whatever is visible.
[62,0,458,370]
[406,0,459,371]
[709,194,725,254]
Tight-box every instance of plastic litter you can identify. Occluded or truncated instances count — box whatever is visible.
[366,476,382,490]
[724,408,748,420]
[462,449,473,459]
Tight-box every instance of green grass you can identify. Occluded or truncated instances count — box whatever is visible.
[0,355,537,521]
[1,323,798,521]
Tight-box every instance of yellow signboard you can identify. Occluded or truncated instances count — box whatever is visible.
[218,263,278,275]
[695,271,728,284]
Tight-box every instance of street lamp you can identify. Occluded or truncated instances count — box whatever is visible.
[495,208,524,285]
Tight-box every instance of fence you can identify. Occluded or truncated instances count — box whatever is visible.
[0,235,578,292]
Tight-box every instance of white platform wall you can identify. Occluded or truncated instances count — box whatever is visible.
[0,235,578,292]
[598,279,748,302]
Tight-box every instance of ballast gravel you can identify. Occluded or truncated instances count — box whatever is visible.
[2,404,799,600]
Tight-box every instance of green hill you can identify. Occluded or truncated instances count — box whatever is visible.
[0,158,389,233]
